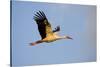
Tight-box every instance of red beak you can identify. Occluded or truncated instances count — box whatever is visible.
[67,36,73,39]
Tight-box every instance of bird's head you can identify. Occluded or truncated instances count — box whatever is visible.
[66,36,73,40]
[61,35,73,40]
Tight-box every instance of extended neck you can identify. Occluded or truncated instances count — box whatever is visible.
[57,36,67,39]
[58,36,72,40]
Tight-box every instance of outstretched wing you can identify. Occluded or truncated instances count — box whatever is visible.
[53,26,60,32]
[34,11,53,39]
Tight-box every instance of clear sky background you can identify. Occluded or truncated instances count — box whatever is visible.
[11,1,96,66]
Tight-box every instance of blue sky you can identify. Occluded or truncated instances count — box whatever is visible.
[11,1,96,66]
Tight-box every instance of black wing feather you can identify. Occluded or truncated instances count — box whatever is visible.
[34,11,52,39]
[53,26,60,32]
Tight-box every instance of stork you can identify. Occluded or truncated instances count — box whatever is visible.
[30,11,72,46]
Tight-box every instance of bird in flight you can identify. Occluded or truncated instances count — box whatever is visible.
[30,11,72,46]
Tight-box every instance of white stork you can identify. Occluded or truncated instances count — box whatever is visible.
[30,11,72,46]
